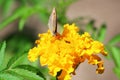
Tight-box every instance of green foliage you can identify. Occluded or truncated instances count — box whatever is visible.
[0,0,120,80]
[1,0,14,17]
[86,20,95,33]
[7,52,28,69]
[9,68,44,80]
[6,33,33,54]
[114,67,120,79]
[110,47,120,68]
[0,71,23,80]
[0,42,56,80]
[106,34,120,79]
[14,65,44,78]
[97,24,106,42]
[0,41,6,67]
[0,0,78,30]
[108,34,120,45]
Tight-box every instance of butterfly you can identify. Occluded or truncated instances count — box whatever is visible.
[48,8,57,36]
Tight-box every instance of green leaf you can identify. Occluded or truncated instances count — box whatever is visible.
[110,46,120,68]
[18,5,39,31]
[0,0,4,5]
[108,34,120,45]
[6,34,33,54]
[39,11,49,24]
[91,27,97,39]
[37,66,56,80]
[0,41,6,67]
[2,0,14,17]
[18,16,27,31]
[14,64,45,79]
[0,7,29,29]
[10,68,44,80]
[29,0,41,5]
[86,20,95,32]
[7,52,29,69]
[85,20,98,39]
[0,5,45,29]
[0,71,23,80]
[16,64,57,80]
[113,67,120,79]
[18,0,27,6]
[18,6,36,31]
[97,24,107,42]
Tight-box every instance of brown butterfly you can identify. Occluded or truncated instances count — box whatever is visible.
[48,8,57,36]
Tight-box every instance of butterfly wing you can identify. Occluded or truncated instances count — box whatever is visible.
[48,8,57,36]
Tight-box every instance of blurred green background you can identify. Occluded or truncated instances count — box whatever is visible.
[0,0,120,80]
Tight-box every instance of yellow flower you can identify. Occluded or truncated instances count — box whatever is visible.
[28,24,107,80]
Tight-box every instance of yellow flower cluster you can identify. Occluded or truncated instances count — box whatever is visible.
[28,24,107,80]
